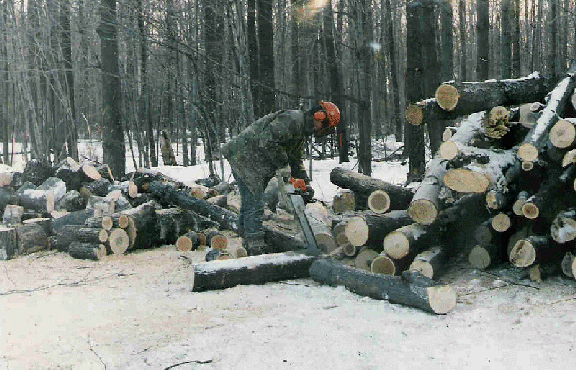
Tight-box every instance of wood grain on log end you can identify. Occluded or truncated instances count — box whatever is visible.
[521,161,534,171]
[344,216,369,246]
[439,140,458,160]
[512,191,530,216]
[383,231,409,260]
[442,127,457,142]
[443,169,490,193]
[371,254,396,275]
[408,199,438,225]
[427,285,458,315]
[485,106,511,139]
[406,104,424,126]
[517,143,539,162]
[549,119,576,149]
[492,213,511,232]
[435,84,459,111]
[561,252,575,278]
[509,239,536,268]
[343,243,357,257]
[367,190,390,214]
[108,228,130,255]
[521,202,539,219]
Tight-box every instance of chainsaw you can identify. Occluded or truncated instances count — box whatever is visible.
[276,171,321,256]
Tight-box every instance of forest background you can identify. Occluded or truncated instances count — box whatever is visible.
[0,0,574,180]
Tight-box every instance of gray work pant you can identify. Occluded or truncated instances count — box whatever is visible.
[233,170,268,238]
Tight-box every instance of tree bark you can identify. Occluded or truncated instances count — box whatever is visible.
[309,258,457,314]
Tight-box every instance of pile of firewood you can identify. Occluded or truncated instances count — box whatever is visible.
[0,157,243,261]
[325,63,576,286]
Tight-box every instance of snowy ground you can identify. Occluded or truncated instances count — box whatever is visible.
[2,136,576,369]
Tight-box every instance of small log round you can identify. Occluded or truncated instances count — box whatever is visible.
[107,228,130,255]
[491,213,511,232]
[408,246,448,279]
[406,104,424,125]
[443,168,491,193]
[332,189,355,214]
[468,244,502,270]
[549,118,576,149]
[512,191,530,216]
[367,190,390,214]
[354,247,379,271]
[442,127,458,142]
[435,83,459,111]
[561,252,575,278]
[370,254,396,275]
[344,216,369,247]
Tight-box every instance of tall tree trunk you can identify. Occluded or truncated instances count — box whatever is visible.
[476,0,489,80]
[440,0,453,83]
[258,0,275,114]
[98,0,125,178]
[422,0,441,154]
[247,0,259,117]
[501,0,512,79]
[356,0,373,176]
[384,0,402,141]
[60,0,78,161]
[458,0,467,81]
[549,0,558,80]
[323,2,348,163]
[405,1,425,181]
[137,0,154,167]
[511,0,521,78]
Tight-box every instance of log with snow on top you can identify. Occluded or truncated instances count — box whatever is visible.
[406,72,553,126]
[517,63,576,164]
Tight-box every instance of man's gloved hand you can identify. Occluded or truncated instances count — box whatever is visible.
[303,185,315,203]
[289,178,307,192]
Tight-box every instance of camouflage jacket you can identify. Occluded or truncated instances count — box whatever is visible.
[222,110,314,195]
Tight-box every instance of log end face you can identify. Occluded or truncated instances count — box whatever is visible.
[367,190,390,214]
[517,143,539,163]
[549,119,576,149]
[468,245,491,270]
[371,254,396,275]
[521,202,539,219]
[427,285,457,314]
[406,104,424,126]
[383,231,410,260]
[345,217,369,246]
[509,239,536,268]
[443,169,490,194]
[435,84,459,111]
[408,260,433,279]
[408,199,438,225]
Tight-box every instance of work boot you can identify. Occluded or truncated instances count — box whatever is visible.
[243,232,268,256]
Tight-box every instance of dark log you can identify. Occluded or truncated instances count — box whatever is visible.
[156,208,193,244]
[309,258,457,314]
[81,178,112,197]
[55,190,87,212]
[175,231,200,251]
[22,159,55,186]
[68,242,107,261]
[52,225,109,252]
[0,226,18,260]
[522,165,576,220]
[330,167,414,211]
[23,217,53,236]
[120,202,159,249]
[509,235,569,268]
[517,63,576,163]
[191,252,315,292]
[468,243,504,270]
[52,209,95,234]
[407,72,552,126]
[15,222,50,255]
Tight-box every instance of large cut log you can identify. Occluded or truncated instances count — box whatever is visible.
[120,202,159,249]
[383,223,442,261]
[309,258,457,314]
[22,159,55,186]
[468,243,504,270]
[406,72,553,126]
[408,246,450,279]
[191,252,316,292]
[517,63,576,163]
[509,235,568,268]
[54,157,101,191]
[522,165,576,220]
[107,228,130,254]
[52,225,109,252]
[52,209,95,233]
[438,112,489,161]
[442,149,516,194]
[15,222,50,255]
[37,177,67,204]
[68,242,107,261]
[330,167,414,211]
[407,157,448,225]
[332,189,356,214]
